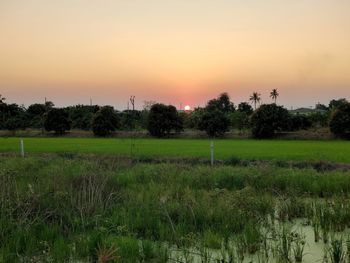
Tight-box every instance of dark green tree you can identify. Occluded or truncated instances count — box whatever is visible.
[249,92,261,110]
[250,104,290,138]
[4,116,27,134]
[289,114,312,131]
[27,103,51,128]
[147,104,183,137]
[270,89,279,104]
[44,108,71,134]
[198,108,230,137]
[67,105,100,130]
[237,102,253,115]
[92,106,120,136]
[230,111,250,134]
[329,103,350,138]
[197,93,234,137]
[0,103,27,130]
[309,112,329,128]
[206,92,235,113]
[186,107,205,129]
[119,110,142,130]
[329,98,348,110]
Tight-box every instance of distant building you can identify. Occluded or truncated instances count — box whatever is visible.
[289,107,327,115]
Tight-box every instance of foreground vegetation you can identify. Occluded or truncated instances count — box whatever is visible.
[2,155,350,262]
[1,137,350,163]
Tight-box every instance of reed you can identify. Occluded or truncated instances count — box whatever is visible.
[329,238,346,263]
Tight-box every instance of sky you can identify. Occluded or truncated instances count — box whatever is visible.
[0,0,349,110]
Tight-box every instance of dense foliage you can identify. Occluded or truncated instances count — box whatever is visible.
[330,102,350,137]
[92,106,120,136]
[147,103,183,137]
[250,104,290,138]
[197,93,232,137]
[44,108,71,134]
[198,108,230,137]
[67,105,100,130]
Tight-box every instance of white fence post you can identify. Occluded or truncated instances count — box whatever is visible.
[210,140,214,166]
[20,139,24,157]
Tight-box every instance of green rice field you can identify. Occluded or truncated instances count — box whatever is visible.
[1,137,350,163]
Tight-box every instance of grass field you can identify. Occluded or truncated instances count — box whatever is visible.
[2,156,350,262]
[1,137,350,163]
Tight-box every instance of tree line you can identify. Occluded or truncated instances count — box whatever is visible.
[0,92,349,138]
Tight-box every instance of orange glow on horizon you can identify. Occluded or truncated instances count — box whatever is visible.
[0,0,349,108]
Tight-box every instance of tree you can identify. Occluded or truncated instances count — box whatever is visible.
[329,98,348,110]
[4,116,27,134]
[0,103,27,130]
[27,104,47,116]
[329,103,350,138]
[289,114,312,131]
[250,104,290,138]
[309,112,329,128]
[196,93,234,137]
[120,110,142,130]
[27,103,47,128]
[186,107,205,129]
[67,105,100,130]
[206,93,235,113]
[198,108,230,137]
[249,92,261,110]
[147,104,183,137]
[230,111,250,134]
[270,89,279,104]
[44,108,71,134]
[92,106,120,136]
[237,102,253,115]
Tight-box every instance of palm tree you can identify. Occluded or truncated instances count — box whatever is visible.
[270,89,279,104]
[249,92,261,110]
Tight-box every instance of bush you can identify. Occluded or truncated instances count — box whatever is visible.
[44,108,71,134]
[92,106,120,136]
[250,104,290,138]
[329,103,350,137]
[147,104,183,137]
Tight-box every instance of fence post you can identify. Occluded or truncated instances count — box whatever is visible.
[20,139,24,157]
[210,140,214,166]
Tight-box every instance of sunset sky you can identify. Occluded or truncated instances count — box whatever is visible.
[1,0,349,110]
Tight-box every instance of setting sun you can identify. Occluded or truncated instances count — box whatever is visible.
[184,105,191,111]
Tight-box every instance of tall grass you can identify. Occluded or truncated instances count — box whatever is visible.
[1,156,350,261]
